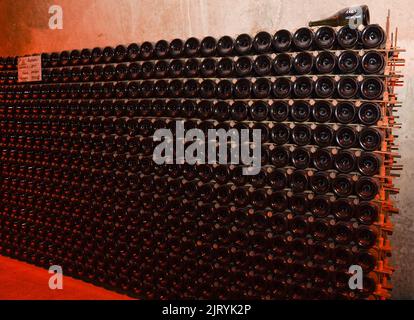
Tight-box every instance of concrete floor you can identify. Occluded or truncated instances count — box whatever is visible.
[0,255,131,300]
[0,0,413,299]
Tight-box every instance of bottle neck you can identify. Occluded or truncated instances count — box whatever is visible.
[309,17,339,27]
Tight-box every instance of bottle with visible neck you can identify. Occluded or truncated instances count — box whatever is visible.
[309,5,370,27]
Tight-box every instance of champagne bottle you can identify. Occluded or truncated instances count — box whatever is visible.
[200,36,217,56]
[253,31,272,54]
[332,174,353,197]
[360,77,384,100]
[253,55,272,76]
[293,52,314,74]
[309,5,370,27]
[361,24,385,49]
[272,29,292,52]
[315,51,336,74]
[335,125,357,149]
[273,53,292,75]
[291,101,311,122]
[312,101,332,123]
[357,152,380,176]
[291,147,311,169]
[314,76,335,98]
[293,76,314,98]
[358,102,381,125]
[338,50,359,74]
[235,34,253,55]
[361,51,385,74]
[335,101,356,124]
[310,171,331,194]
[314,26,336,49]
[217,36,234,56]
[358,127,382,151]
[313,124,334,147]
[337,26,359,49]
[355,176,379,200]
[293,27,314,50]
[272,78,292,99]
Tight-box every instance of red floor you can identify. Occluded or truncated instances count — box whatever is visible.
[0,255,133,300]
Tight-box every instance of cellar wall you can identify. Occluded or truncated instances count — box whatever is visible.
[0,0,413,299]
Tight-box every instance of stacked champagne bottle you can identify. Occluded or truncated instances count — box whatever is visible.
[0,23,395,299]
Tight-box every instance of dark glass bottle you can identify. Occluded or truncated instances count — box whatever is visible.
[313,124,334,147]
[114,45,127,62]
[272,29,292,52]
[235,34,252,55]
[358,127,382,151]
[310,195,331,218]
[314,26,336,49]
[291,124,312,146]
[315,51,336,74]
[357,152,380,176]
[358,102,381,125]
[270,146,290,168]
[235,56,253,76]
[169,39,185,58]
[253,31,272,53]
[216,58,234,77]
[293,76,313,98]
[184,37,200,57]
[313,148,333,171]
[230,101,248,121]
[60,50,70,66]
[127,43,140,61]
[200,36,217,56]
[293,27,314,50]
[355,176,379,201]
[70,49,81,65]
[338,50,360,74]
[290,170,309,192]
[332,174,354,197]
[140,41,154,60]
[293,52,314,75]
[361,51,385,74]
[198,58,215,77]
[102,46,114,63]
[273,53,292,75]
[217,36,234,56]
[356,202,379,225]
[291,101,311,122]
[309,5,370,27]
[332,198,354,220]
[314,76,335,98]
[337,26,359,49]
[253,55,272,76]
[234,79,252,99]
[334,150,356,173]
[335,101,356,124]
[154,40,169,59]
[271,123,290,145]
[312,101,332,123]
[356,226,378,250]
[310,171,331,194]
[291,147,311,169]
[335,125,357,149]
[252,78,272,98]
[272,78,292,99]
[360,77,384,100]
[337,76,358,99]
[361,25,385,49]
[249,101,269,121]
[199,79,216,99]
